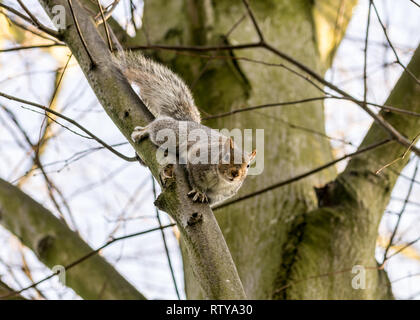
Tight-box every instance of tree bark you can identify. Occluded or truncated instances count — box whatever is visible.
[139,0,417,299]
[3,0,417,300]
[0,178,145,299]
[140,0,335,299]
[35,0,245,299]
[284,45,419,299]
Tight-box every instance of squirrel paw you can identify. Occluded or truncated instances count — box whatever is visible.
[188,189,209,203]
[160,164,174,186]
[131,126,148,143]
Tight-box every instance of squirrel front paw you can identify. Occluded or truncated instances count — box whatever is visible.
[131,126,149,143]
[160,164,174,186]
[188,189,209,203]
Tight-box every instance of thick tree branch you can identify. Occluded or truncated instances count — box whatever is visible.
[282,44,420,299]
[36,0,245,299]
[0,178,145,299]
[343,43,420,212]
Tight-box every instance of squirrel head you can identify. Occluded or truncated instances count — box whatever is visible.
[218,138,256,182]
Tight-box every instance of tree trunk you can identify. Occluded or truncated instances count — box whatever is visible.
[2,0,417,300]
[36,0,246,299]
[140,0,417,299]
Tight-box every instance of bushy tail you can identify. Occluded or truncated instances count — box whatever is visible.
[118,51,201,123]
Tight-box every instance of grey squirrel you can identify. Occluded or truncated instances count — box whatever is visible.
[120,52,256,206]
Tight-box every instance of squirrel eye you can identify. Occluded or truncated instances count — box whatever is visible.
[247,164,250,168]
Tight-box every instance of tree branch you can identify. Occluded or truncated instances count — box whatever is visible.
[36,0,245,299]
[0,177,145,299]
[0,279,25,300]
[281,44,420,299]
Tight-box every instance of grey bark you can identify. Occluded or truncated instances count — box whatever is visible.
[36,0,245,299]
[138,0,418,299]
[3,0,418,300]
[0,177,145,299]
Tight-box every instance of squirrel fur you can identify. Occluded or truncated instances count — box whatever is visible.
[119,52,256,206]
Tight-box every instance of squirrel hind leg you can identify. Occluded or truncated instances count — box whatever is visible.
[131,125,149,143]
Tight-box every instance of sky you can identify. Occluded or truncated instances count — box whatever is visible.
[0,0,419,300]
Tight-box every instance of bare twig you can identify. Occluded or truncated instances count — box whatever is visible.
[242,0,264,42]
[16,0,59,37]
[214,139,392,210]
[127,43,261,52]
[127,40,420,155]
[151,176,181,300]
[0,43,64,52]
[376,132,420,174]
[38,0,245,299]
[204,95,420,120]
[0,223,175,299]
[0,10,58,41]
[95,0,113,51]
[67,0,95,67]
[381,159,419,264]
[0,3,35,24]
[385,236,420,262]
[0,91,137,162]
[94,0,121,25]
[203,97,331,120]
[363,1,372,106]
[409,0,420,8]
[371,0,420,85]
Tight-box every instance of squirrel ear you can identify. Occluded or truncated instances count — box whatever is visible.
[249,149,257,163]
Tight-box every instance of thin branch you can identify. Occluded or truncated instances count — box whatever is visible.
[127,45,420,118]
[203,97,331,120]
[274,265,381,294]
[11,142,130,184]
[0,44,65,52]
[0,3,34,24]
[127,42,261,52]
[1,106,78,227]
[214,139,392,211]
[382,159,419,264]
[127,41,420,155]
[94,0,121,25]
[0,10,57,42]
[0,223,175,299]
[262,41,420,156]
[0,91,137,162]
[38,0,245,299]
[95,0,113,51]
[409,0,420,8]
[67,0,95,67]
[375,132,420,174]
[392,272,420,283]
[371,0,420,85]
[385,236,420,262]
[204,95,420,120]
[16,0,59,37]
[35,54,73,159]
[242,0,264,42]
[363,1,372,106]
[151,176,181,300]
[254,110,355,146]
